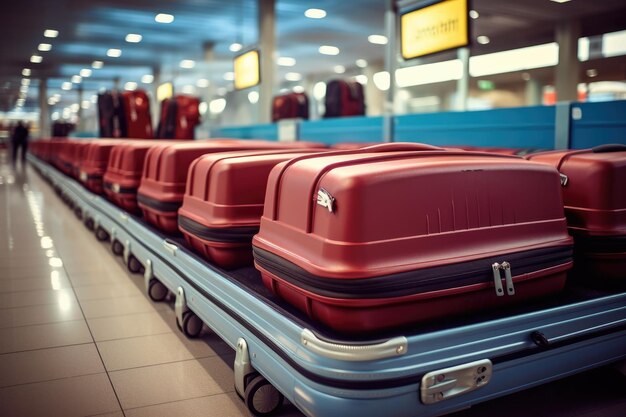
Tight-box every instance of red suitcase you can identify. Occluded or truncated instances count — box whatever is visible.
[271,92,309,122]
[122,90,153,139]
[178,149,325,268]
[78,140,120,194]
[103,141,174,213]
[329,142,381,150]
[527,145,626,281]
[138,140,326,233]
[324,80,365,118]
[252,143,574,334]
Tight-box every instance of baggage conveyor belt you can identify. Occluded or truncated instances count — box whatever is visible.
[29,154,626,417]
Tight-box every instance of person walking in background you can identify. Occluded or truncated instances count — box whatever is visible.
[11,120,29,167]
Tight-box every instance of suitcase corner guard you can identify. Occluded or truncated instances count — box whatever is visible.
[300,328,408,361]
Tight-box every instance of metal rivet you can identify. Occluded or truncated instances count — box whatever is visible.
[396,345,404,354]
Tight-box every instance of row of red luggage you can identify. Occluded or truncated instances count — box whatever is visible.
[29,139,625,335]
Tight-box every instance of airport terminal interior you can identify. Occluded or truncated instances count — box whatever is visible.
[1,1,626,416]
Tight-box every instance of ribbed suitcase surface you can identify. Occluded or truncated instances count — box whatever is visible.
[253,143,574,334]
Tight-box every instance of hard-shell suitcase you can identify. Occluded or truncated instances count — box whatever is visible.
[527,144,626,281]
[252,143,574,334]
[156,98,176,139]
[98,91,127,138]
[324,80,365,118]
[78,140,120,194]
[271,93,309,122]
[138,140,326,233]
[103,141,171,213]
[122,90,153,139]
[178,149,325,268]
[174,95,201,139]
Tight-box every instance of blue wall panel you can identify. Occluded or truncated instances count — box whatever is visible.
[570,100,626,149]
[394,106,556,149]
[212,124,278,141]
[299,116,384,145]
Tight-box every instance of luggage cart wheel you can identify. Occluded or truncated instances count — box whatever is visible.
[111,240,124,256]
[244,375,284,417]
[95,227,110,242]
[127,255,143,274]
[148,279,168,302]
[179,311,203,338]
[74,207,83,220]
[84,217,94,231]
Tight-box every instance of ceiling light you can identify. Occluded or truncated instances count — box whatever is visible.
[125,33,142,43]
[22,68,31,76]
[198,102,208,115]
[80,68,92,77]
[319,45,339,55]
[223,72,235,81]
[209,98,226,114]
[368,35,388,45]
[180,59,195,69]
[81,100,90,109]
[373,71,390,91]
[51,111,59,120]
[141,74,154,84]
[277,57,296,67]
[196,78,210,88]
[91,95,98,103]
[155,13,174,23]
[92,61,103,69]
[396,60,463,87]
[21,78,30,86]
[48,97,56,105]
[293,85,304,93]
[20,85,28,93]
[30,55,43,63]
[470,42,558,77]
[229,43,242,52]
[334,65,345,74]
[71,75,82,84]
[305,8,326,19]
[61,82,72,91]
[124,82,137,91]
[44,29,58,38]
[469,10,479,19]
[285,72,302,81]
[550,0,571,3]
[356,59,368,68]
[248,91,259,104]
[477,36,490,45]
[107,48,122,57]
[355,75,368,84]
[70,103,80,112]
[586,68,598,77]
[38,43,52,52]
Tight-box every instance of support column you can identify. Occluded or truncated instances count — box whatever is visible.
[525,77,542,106]
[555,20,580,102]
[258,0,276,124]
[77,86,84,132]
[151,68,161,133]
[383,0,397,141]
[456,47,470,111]
[38,78,49,139]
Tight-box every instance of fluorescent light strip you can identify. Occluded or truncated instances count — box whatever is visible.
[305,8,326,19]
[155,13,174,23]
[469,42,558,77]
[319,45,339,55]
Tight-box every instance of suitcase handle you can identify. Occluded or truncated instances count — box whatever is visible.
[592,144,626,153]
[359,143,442,153]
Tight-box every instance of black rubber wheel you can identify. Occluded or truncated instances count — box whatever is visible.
[84,218,94,231]
[244,375,284,417]
[127,255,142,274]
[148,279,168,302]
[95,227,110,242]
[74,207,83,220]
[181,311,203,338]
[111,240,124,256]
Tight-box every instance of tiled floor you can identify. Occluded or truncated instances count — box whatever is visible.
[0,153,302,416]
[1,151,624,417]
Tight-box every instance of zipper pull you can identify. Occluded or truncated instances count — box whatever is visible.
[492,263,504,297]
[501,262,515,295]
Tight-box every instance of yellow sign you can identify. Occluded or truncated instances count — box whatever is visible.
[157,82,173,101]
[401,0,468,60]
[234,49,260,90]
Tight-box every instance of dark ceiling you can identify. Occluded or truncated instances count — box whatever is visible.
[1,0,625,112]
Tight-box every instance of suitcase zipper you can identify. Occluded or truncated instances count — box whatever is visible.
[253,245,572,300]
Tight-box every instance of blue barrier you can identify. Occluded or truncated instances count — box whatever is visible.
[299,116,384,144]
[212,123,279,141]
[394,106,556,149]
[570,100,626,149]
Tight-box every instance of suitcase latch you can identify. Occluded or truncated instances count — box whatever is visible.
[316,188,335,213]
[559,173,568,186]
[492,261,515,296]
[420,359,492,404]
